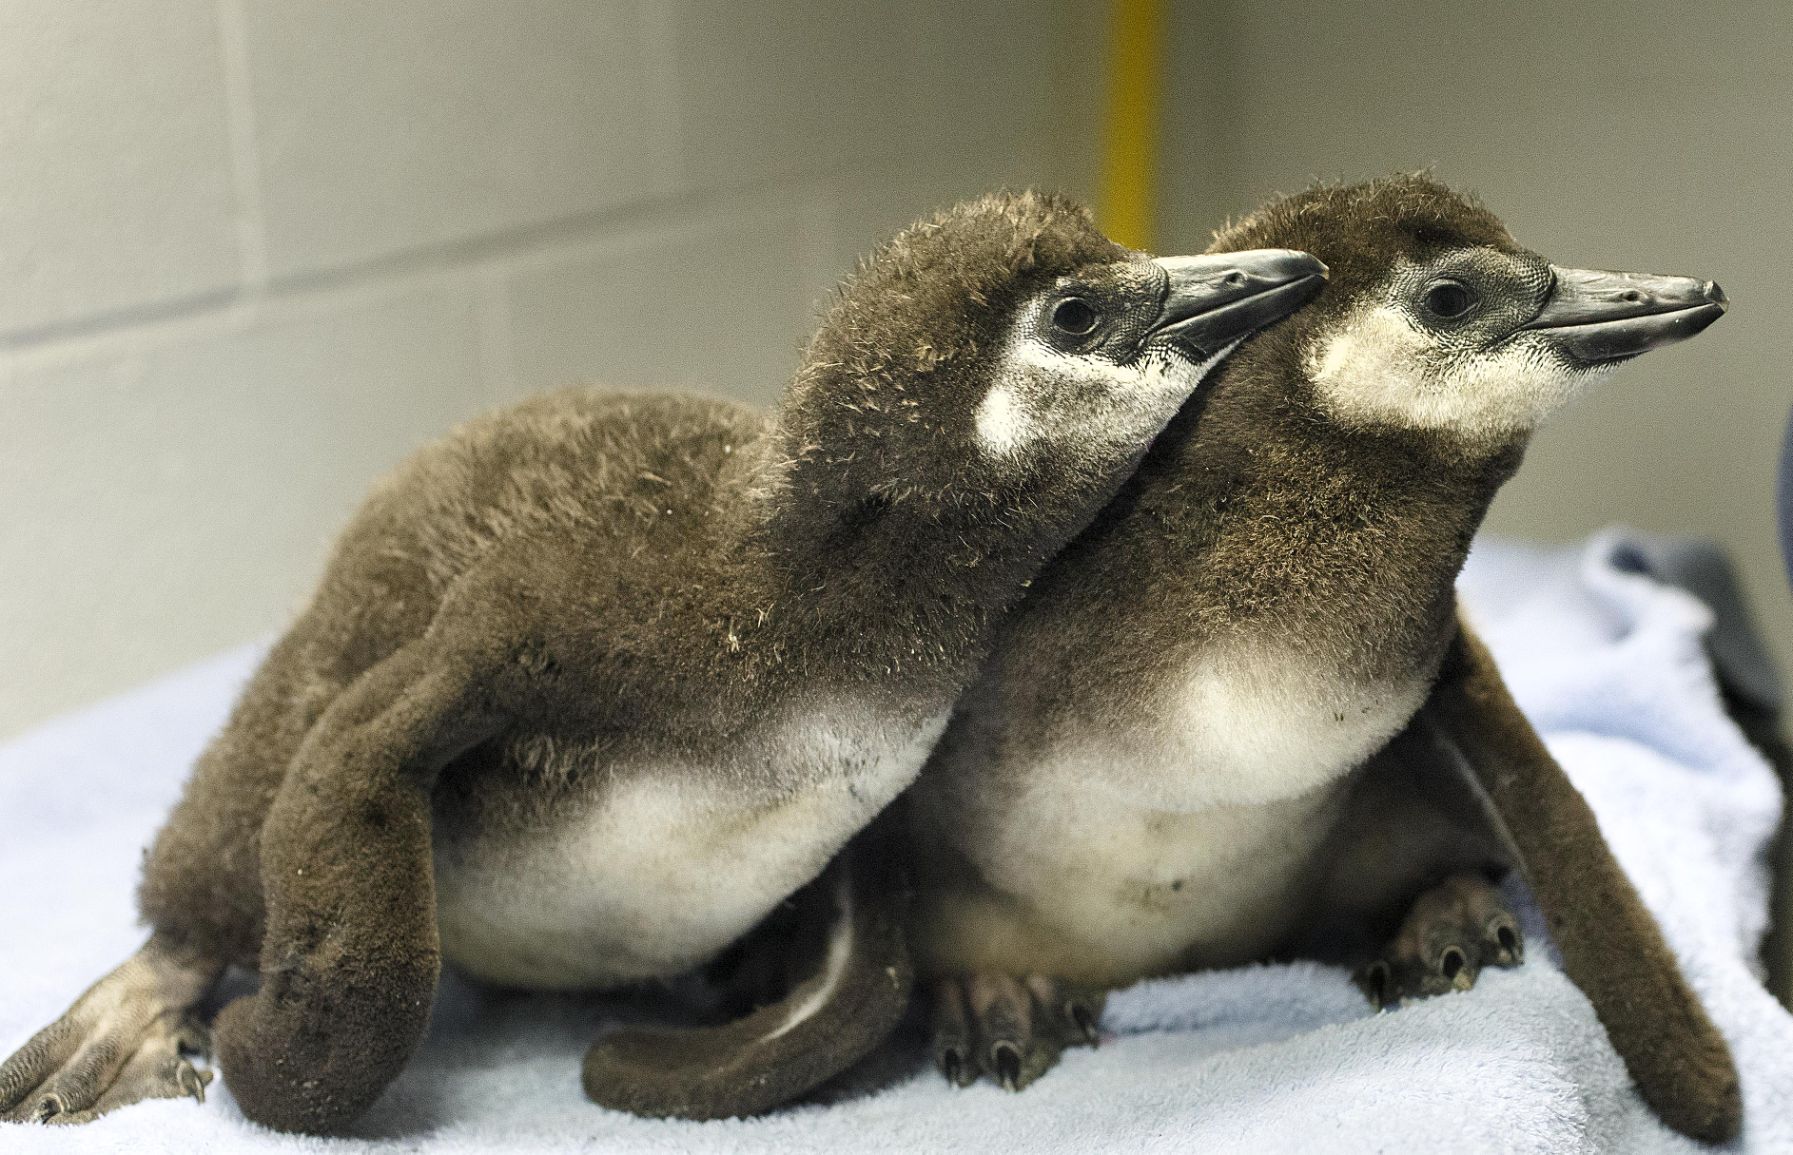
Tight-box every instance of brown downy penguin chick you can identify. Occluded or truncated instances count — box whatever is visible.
[902,175,1740,1142]
[0,192,1326,1132]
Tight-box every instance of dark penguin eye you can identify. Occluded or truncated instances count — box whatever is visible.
[1050,297,1100,336]
[1422,280,1476,320]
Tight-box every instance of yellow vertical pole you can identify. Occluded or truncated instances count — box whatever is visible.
[1100,0,1164,252]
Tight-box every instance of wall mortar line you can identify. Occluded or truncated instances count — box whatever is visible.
[215,0,270,292]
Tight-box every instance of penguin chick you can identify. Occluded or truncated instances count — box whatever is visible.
[905,175,1737,1140]
[0,191,1326,1134]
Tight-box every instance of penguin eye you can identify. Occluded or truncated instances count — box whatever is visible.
[1050,297,1100,336]
[1422,280,1477,320]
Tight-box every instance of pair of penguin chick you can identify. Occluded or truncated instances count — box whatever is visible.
[585,175,1738,1141]
[0,177,1736,1142]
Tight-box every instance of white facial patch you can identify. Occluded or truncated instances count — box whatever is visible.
[974,382,1032,456]
[1307,305,1603,442]
[976,329,1215,462]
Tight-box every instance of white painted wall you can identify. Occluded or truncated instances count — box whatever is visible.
[1162,0,1793,680]
[0,0,1088,736]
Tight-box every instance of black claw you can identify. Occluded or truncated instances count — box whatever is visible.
[1359,961,1392,1010]
[1070,1002,1100,1046]
[940,1047,964,1086]
[1493,923,1523,965]
[32,1095,62,1123]
[993,1042,1022,1091]
[178,1062,207,1104]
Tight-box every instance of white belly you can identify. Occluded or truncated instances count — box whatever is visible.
[979,773,1350,975]
[435,705,947,990]
[938,640,1427,976]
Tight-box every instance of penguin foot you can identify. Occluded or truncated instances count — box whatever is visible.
[1,938,220,1125]
[928,974,1105,1091]
[1355,872,1524,1009]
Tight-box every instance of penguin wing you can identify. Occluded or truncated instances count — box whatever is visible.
[217,631,509,1133]
[1416,609,1740,1144]
[580,817,914,1120]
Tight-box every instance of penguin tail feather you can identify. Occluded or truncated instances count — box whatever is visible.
[581,823,914,1121]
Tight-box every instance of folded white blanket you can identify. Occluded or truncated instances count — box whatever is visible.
[2,532,1789,1153]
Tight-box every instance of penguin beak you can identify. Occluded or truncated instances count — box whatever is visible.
[1520,266,1727,363]
[1146,250,1329,359]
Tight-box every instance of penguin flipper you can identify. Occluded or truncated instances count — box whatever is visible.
[581,823,913,1120]
[1418,613,1741,1144]
[215,633,506,1135]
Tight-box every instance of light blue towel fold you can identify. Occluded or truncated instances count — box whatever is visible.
[2,532,1789,1153]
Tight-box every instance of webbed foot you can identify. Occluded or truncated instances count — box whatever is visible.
[1,937,221,1125]
[929,974,1105,1091]
[1356,872,1524,1009]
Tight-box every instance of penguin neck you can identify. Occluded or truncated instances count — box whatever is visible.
[723,430,1049,697]
[1122,369,1519,677]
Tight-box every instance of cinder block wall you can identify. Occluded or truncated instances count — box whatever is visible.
[0,1,1094,737]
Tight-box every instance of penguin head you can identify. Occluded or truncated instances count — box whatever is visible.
[1208,174,1726,453]
[777,191,1325,524]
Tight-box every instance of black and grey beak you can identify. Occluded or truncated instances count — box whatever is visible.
[1147,250,1328,359]
[1521,266,1727,364]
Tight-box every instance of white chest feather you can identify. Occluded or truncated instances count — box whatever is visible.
[435,705,946,990]
[939,641,1426,976]
[1128,637,1428,811]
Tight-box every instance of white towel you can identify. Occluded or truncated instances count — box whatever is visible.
[2,531,1789,1153]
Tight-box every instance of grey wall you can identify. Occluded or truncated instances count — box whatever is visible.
[1163,0,1793,678]
[0,0,1087,737]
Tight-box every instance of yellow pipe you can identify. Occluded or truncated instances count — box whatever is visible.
[1100,0,1164,251]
